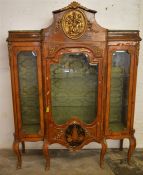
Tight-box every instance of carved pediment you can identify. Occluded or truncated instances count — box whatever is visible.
[53,1,97,14]
[42,1,106,42]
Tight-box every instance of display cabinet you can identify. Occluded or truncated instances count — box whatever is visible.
[7,35,44,168]
[7,1,141,170]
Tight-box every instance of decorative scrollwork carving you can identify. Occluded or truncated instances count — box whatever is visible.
[55,19,62,32]
[94,46,102,57]
[67,1,81,9]
[48,45,61,56]
[49,47,56,55]
[53,1,97,14]
[54,129,64,140]
[87,20,92,31]
[65,124,85,147]
[62,10,87,39]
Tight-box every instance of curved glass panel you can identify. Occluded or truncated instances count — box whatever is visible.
[109,51,130,131]
[50,53,98,124]
[17,51,40,134]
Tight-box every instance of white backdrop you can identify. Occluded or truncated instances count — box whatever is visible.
[0,0,143,149]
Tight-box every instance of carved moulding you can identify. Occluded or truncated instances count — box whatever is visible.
[94,46,103,57]
[48,46,102,63]
[55,18,62,32]
[53,1,97,14]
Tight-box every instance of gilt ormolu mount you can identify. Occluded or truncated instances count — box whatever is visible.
[7,1,141,170]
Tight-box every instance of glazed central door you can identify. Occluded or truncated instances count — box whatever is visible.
[45,48,103,149]
[50,52,98,124]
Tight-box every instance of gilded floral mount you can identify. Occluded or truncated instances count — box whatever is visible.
[62,9,87,39]
[53,1,97,39]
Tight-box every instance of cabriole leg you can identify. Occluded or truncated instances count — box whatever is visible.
[13,140,22,169]
[43,140,50,171]
[100,139,107,168]
[127,135,136,164]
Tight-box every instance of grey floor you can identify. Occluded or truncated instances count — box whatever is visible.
[0,149,143,175]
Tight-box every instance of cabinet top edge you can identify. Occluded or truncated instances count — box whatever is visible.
[108,30,140,32]
[108,30,141,41]
[8,29,139,33]
[7,30,141,42]
[8,30,40,33]
[7,30,41,42]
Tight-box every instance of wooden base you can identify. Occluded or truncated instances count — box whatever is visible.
[12,135,136,170]
[13,140,22,169]
[42,139,108,170]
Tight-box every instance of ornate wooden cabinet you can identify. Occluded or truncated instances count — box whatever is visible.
[7,1,141,170]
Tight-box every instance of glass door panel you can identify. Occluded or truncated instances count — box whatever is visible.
[50,53,98,124]
[17,51,40,134]
[109,51,130,132]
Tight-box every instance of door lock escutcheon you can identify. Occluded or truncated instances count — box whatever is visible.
[46,106,49,113]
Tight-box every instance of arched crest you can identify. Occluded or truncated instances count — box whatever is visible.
[41,1,107,43]
[53,1,97,14]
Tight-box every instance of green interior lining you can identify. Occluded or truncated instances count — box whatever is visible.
[18,51,40,134]
[50,53,98,124]
[109,51,130,132]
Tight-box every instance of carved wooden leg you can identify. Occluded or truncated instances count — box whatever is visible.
[21,141,25,153]
[119,139,124,151]
[127,135,136,164]
[100,139,107,168]
[13,140,22,169]
[43,140,50,171]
